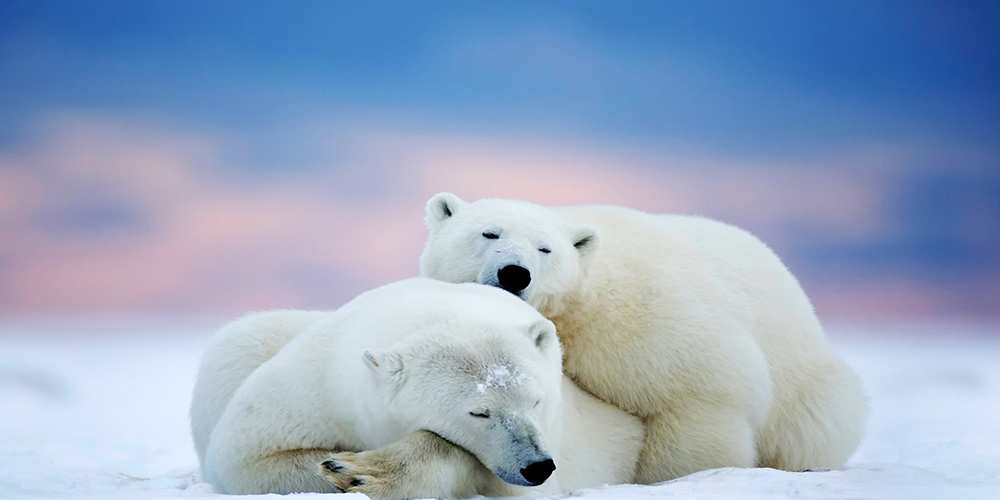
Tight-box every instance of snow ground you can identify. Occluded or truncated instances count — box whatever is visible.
[2,321,999,500]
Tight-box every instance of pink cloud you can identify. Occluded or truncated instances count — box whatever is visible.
[0,114,991,320]
[345,125,894,246]
[0,115,425,314]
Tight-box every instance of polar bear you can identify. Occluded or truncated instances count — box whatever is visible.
[190,278,643,497]
[418,193,867,483]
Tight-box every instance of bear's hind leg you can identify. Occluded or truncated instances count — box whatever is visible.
[756,362,867,471]
[635,405,756,483]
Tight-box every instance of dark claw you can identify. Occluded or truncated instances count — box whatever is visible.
[321,460,344,473]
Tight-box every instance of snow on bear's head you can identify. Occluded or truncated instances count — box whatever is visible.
[363,314,563,487]
[419,193,598,316]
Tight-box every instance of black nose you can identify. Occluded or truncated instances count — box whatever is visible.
[520,458,556,486]
[497,265,531,293]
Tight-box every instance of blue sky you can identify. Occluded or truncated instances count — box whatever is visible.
[4,1,998,154]
[1,1,998,318]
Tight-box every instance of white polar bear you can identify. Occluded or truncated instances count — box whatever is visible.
[419,193,867,482]
[190,278,643,497]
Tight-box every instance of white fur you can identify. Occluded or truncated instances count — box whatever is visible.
[419,194,867,482]
[190,278,643,495]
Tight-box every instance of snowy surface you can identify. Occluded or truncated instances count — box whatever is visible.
[2,321,999,500]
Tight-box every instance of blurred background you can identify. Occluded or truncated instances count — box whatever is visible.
[2,0,998,324]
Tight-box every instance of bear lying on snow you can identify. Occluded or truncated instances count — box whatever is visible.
[190,278,643,497]
[419,193,867,482]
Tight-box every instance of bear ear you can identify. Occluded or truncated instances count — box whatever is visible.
[363,350,405,381]
[571,226,598,257]
[527,319,557,351]
[425,192,465,229]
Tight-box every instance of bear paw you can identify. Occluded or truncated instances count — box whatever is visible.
[319,451,395,499]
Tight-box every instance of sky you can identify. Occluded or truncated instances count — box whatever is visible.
[1,1,999,321]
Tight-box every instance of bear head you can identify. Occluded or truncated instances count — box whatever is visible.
[419,193,598,316]
[363,313,563,487]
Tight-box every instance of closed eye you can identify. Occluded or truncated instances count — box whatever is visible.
[538,248,551,254]
[469,411,491,419]
[482,232,499,240]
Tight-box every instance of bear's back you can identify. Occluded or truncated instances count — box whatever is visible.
[321,278,543,349]
[555,205,824,348]
[191,309,328,464]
